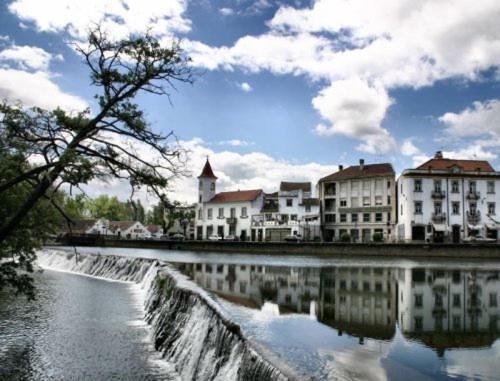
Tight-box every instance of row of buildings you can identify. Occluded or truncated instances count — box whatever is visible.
[65,219,164,239]
[195,151,500,242]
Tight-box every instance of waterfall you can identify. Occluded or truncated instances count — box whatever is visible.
[37,250,291,381]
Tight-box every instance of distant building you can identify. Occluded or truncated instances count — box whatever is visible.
[108,220,150,239]
[61,218,150,239]
[318,160,396,242]
[397,151,500,242]
[251,181,320,241]
[146,224,164,238]
[164,203,196,239]
[195,159,264,240]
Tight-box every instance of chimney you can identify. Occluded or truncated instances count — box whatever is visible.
[359,159,365,170]
[338,165,343,171]
[435,151,443,159]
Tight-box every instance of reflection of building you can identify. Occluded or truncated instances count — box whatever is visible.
[397,151,500,242]
[176,260,500,352]
[251,182,320,242]
[318,160,396,242]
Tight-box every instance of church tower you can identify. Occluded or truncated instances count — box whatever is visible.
[198,158,217,203]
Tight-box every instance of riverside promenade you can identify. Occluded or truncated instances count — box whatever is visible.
[59,235,500,259]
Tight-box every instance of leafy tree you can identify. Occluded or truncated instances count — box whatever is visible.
[61,193,87,219]
[146,202,166,226]
[0,26,193,296]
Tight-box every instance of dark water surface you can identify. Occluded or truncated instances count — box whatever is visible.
[0,269,175,381]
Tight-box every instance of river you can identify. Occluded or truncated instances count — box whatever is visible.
[1,246,500,381]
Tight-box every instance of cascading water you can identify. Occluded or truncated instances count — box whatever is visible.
[37,250,291,381]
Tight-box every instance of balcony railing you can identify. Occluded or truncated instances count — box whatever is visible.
[431,190,445,199]
[432,213,446,223]
[466,190,481,200]
[226,217,237,225]
[467,211,481,224]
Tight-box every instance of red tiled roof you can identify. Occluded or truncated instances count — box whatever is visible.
[198,159,217,179]
[417,158,495,172]
[319,163,394,182]
[147,224,162,234]
[280,181,311,192]
[109,220,137,232]
[209,189,263,203]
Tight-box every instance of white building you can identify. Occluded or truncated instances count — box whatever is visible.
[195,159,264,240]
[251,182,320,241]
[63,218,151,239]
[318,160,396,242]
[397,152,500,242]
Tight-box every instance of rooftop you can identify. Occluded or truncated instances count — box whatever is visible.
[280,181,311,193]
[209,189,263,203]
[320,162,394,182]
[198,158,217,179]
[416,158,495,172]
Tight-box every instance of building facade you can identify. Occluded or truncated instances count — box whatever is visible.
[318,160,396,242]
[195,159,264,240]
[251,182,320,241]
[397,152,500,242]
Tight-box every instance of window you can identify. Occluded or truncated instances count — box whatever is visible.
[218,208,224,218]
[434,202,442,214]
[363,281,370,291]
[340,199,347,207]
[415,317,423,331]
[351,281,358,291]
[230,208,236,218]
[305,205,311,212]
[387,180,391,189]
[415,294,423,308]
[340,280,347,290]
[469,181,476,192]
[487,181,495,194]
[199,195,202,203]
[488,202,496,215]
[286,199,293,207]
[414,201,423,215]
[210,182,215,191]
[351,213,358,223]
[198,208,202,220]
[387,195,391,205]
[325,214,336,223]
[363,181,370,191]
[375,213,383,222]
[207,208,213,219]
[387,212,391,222]
[375,196,382,205]
[351,197,359,207]
[435,294,443,307]
[490,293,498,307]
[375,282,383,291]
[363,213,370,222]
[363,196,370,206]
[451,180,459,193]
[453,316,461,330]
[453,294,461,307]
[452,202,460,215]
[340,214,347,223]
[434,179,442,192]
[241,207,247,217]
[291,214,298,221]
[199,180,202,190]
[414,179,422,192]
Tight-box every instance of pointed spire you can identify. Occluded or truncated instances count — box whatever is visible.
[198,158,217,179]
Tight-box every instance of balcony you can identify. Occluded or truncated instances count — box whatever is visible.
[431,190,445,199]
[466,190,480,200]
[226,217,237,225]
[432,213,446,223]
[467,211,481,224]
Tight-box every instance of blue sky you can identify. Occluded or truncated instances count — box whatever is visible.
[1,0,500,203]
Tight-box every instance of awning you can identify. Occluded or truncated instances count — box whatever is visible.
[468,224,483,230]
[433,224,447,232]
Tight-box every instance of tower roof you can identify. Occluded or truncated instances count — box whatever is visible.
[198,158,217,179]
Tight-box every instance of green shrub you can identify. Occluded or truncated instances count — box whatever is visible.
[372,232,384,242]
[340,233,351,242]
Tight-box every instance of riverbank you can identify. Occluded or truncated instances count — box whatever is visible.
[58,235,500,259]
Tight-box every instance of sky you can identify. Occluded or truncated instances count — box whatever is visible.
[1,0,500,205]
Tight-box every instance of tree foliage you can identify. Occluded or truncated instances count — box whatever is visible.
[0,26,194,297]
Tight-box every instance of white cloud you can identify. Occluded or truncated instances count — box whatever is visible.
[167,138,337,203]
[9,0,191,41]
[312,77,396,154]
[401,139,421,156]
[0,35,9,42]
[219,139,254,147]
[219,7,234,16]
[239,82,252,92]
[0,45,56,71]
[0,68,87,111]
[439,99,500,138]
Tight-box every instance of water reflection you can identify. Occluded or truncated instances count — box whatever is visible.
[175,262,500,355]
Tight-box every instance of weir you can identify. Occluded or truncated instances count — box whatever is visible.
[37,250,291,381]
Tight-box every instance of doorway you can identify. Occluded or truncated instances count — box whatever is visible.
[452,225,461,243]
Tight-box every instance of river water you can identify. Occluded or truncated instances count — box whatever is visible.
[1,246,500,381]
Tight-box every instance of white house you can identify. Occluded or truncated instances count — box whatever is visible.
[109,220,151,239]
[251,182,321,241]
[396,152,500,242]
[195,159,264,240]
[318,160,396,242]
